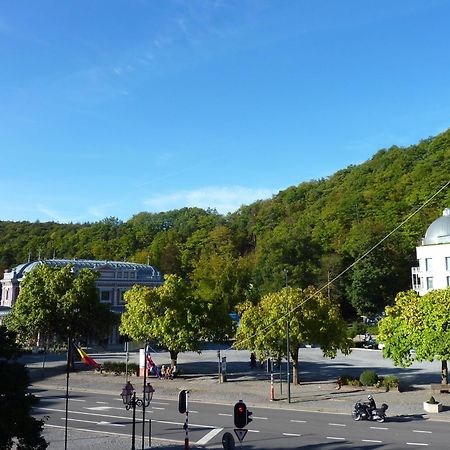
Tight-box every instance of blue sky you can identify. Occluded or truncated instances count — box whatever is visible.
[1,0,450,223]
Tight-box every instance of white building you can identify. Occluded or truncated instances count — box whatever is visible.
[411,208,450,295]
[0,259,164,343]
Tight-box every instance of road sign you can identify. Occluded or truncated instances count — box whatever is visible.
[234,428,248,443]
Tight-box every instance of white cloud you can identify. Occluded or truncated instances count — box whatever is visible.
[143,186,275,214]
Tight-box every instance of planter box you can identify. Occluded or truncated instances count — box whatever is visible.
[423,401,443,413]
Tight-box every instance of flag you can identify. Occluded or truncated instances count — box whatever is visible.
[146,347,160,378]
[74,344,101,369]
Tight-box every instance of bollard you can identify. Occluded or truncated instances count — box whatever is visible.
[270,373,275,401]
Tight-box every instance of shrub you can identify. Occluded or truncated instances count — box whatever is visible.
[339,373,354,385]
[359,370,378,386]
[428,396,438,404]
[347,322,366,338]
[381,375,399,390]
[102,361,139,375]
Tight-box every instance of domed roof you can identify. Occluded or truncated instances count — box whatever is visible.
[423,208,450,245]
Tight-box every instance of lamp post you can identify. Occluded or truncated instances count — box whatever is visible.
[121,381,155,450]
[284,269,291,403]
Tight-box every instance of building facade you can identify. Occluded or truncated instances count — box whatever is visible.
[411,208,450,295]
[0,259,164,343]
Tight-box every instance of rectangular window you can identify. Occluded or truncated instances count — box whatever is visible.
[447,276,450,287]
[425,258,432,271]
[120,290,127,303]
[426,277,434,290]
[446,257,450,271]
[100,290,111,302]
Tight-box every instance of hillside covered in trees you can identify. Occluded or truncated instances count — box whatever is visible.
[1,129,450,318]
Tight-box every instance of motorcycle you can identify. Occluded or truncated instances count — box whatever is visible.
[352,401,388,423]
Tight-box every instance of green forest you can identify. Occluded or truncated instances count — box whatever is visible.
[1,129,450,318]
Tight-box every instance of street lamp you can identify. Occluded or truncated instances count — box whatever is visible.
[121,381,155,450]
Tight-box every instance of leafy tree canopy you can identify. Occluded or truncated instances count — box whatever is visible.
[235,286,351,384]
[6,265,115,344]
[378,288,450,383]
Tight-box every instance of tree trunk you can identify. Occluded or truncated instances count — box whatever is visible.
[169,349,178,368]
[292,348,300,385]
[441,360,448,384]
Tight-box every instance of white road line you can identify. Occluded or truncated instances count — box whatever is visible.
[326,436,345,441]
[253,416,268,420]
[64,418,125,427]
[189,410,198,413]
[151,407,165,410]
[328,423,346,427]
[196,428,223,445]
[370,426,388,430]
[151,401,170,406]
[413,430,432,434]
[66,398,86,402]
[283,433,301,437]
[247,430,260,433]
[406,443,429,446]
[290,419,307,423]
[362,439,382,443]
[86,406,112,411]
[44,424,182,443]
[96,401,108,404]
[218,413,232,417]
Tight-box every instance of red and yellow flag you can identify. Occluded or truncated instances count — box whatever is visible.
[74,344,101,369]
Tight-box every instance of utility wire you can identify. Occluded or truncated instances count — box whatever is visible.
[232,179,450,350]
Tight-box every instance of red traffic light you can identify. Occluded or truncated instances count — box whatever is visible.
[234,401,248,429]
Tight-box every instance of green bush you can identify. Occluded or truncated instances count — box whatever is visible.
[102,361,139,375]
[347,322,366,338]
[428,396,438,404]
[359,370,378,386]
[381,375,399,390]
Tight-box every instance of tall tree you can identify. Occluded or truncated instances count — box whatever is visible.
[378,288,450,384]
[6,265,115,346]
[120,274,232,368]
[235,286,352,384]
[0,326,48,449]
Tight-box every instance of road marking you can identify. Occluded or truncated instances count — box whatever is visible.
[328,423,346,427]
[327,437,345,441]
[151,401,170,406]
[96,401,108,404]
[362,439,382,443]
[218,413,232,417]
[196,428,223,445]
[370,426,388,430]
[247,430,260,433]
[64,418,125,427]
[413,430,432,434]
[151,407,165,410]
[190,410,198,413]
[406,443,429,446]
[283,433,301,437]
[290,419,307,423]
[253,416,268,420]
[86,406,112,411]
[44,424,183,444]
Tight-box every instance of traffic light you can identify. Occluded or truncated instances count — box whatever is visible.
[234,400,248,428]
[178,389,188,414]
[247,408,253,425]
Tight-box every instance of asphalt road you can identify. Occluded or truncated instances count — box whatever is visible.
[32,387,449,449]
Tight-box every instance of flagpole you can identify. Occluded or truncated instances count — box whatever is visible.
[64,334,72,450]
[142,341,148,450]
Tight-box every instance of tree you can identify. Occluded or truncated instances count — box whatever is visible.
[120,274,231,367]
[378,288,450,384]
[235,286,352,384]
[6,265,115,347]
[0,326,48,449]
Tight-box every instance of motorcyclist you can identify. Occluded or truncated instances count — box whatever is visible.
[364,394,376,418]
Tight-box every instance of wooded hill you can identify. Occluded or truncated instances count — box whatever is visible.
[1,129,450,318]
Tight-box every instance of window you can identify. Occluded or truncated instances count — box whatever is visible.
[446,257,450,271]
[425,258,432,271]
[447,276,450,288]
[426,277,434,290]
[120,290,127,303]
[100,290,111,302]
